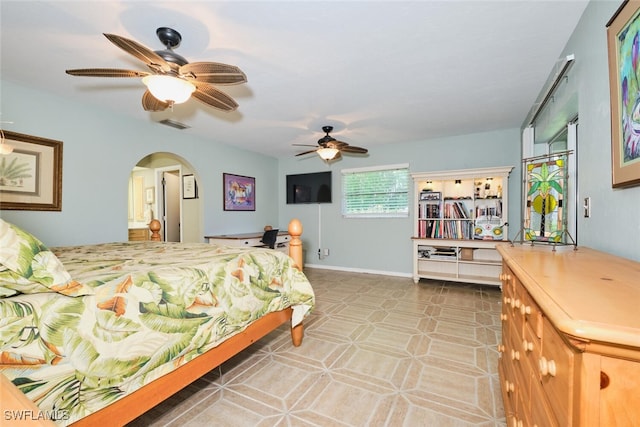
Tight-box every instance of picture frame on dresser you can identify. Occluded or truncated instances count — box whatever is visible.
[223,173,255,211]
[607,0,640,188]
[0,130,62,211]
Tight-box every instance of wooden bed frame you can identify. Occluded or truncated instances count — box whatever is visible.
[1,219,306,426]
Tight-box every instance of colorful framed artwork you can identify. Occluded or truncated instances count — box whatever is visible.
[607,0,640,187]
[223,173,255,211]
[0,130,63,211]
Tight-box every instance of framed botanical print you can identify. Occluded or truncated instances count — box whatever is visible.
[0,130,63,211]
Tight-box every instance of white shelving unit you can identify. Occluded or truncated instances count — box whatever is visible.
[411,166,513,287]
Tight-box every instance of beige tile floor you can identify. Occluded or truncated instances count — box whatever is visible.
[128,268,506,427]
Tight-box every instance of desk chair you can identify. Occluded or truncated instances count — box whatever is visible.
[260,229,279,249]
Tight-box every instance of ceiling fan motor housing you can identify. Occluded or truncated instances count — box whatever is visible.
[155,27,188,66]
[318,126,336,145]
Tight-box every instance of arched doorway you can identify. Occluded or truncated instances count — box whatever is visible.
[127,152,203,242]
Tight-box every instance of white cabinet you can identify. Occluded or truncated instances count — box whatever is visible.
[411,166,513,287]
[205,232,290,254]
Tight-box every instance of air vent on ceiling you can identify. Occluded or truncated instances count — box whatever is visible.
[158,119,190,130]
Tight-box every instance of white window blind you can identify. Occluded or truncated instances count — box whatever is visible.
[341,164,409,218]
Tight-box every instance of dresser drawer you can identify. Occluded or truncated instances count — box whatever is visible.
[530,372,559,427]
[498,357,519,421]
[538,318,575,427]
[519,286,543,339]
[521,323,541,374]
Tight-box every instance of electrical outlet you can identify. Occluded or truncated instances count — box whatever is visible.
[583,197,591,218]
[323,248,330,256]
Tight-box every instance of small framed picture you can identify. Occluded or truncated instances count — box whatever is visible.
[145,187,155,204]
[182,174,197,199]
[420,191,441,201]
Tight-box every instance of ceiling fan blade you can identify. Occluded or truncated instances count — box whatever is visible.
[292,144,318,147]
[141,90,171,112]
[191,83,238,111]
[341,145,369,154]
[103,33,172,73]
[65,68,150,78]
[180,62,247,85]
[295,149,319,156]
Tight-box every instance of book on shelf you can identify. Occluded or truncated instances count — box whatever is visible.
[419,201,441,219]
[416,219,473,239]
[443,200,470,219]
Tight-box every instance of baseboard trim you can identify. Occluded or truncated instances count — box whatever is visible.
[304,263,412,278]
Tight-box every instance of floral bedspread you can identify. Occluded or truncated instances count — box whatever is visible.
[0,241,315,425]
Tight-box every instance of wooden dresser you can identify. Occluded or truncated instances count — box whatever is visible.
[497,244,640,427]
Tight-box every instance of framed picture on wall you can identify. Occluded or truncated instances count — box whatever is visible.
[607,0,640,187]
[182,174,197,199]
[0,130,63,211]
[145,187,155,204]
[223,173,255,211]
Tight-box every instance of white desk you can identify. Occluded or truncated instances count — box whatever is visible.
[205,231,290,254]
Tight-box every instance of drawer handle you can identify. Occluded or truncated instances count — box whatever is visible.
[498,344,505,354]
[504,380,514,393]
[600,371,610,389]
[539,357,557,377]
[504,296,511,305]
[522,339,533,353]
[500,273,512,282]
[511,349,520,361]
[520,304,531,316]
[500,313,508,322]
[510,298,520,309]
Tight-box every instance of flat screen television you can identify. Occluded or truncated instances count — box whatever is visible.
[286,171,332,204]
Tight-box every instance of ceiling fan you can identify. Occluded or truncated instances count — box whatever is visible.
[294,126,368,161]
[65,27,247,112]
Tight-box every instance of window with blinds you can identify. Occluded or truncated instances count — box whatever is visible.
[341,164,409,218]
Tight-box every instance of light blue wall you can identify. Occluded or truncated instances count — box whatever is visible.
[278,128,521,276]
[0,81,280,246]
[3,0,638,266]
[530,1,640,261]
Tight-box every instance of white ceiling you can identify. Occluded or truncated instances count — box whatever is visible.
[1,1,589,159]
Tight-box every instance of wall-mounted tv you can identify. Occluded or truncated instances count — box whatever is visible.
[286,171,332,204]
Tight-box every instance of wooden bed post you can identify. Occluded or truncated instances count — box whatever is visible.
[287,218,305,347]
[149,219,162,241]
[287,218,303,270]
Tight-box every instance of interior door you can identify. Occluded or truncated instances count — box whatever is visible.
[162,171,181,242]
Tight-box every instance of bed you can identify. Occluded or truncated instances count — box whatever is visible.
[0,218,314,426]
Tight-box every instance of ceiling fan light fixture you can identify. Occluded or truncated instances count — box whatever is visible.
[317,147,339,160]
[142,75,195,104]
[0,129,13,155]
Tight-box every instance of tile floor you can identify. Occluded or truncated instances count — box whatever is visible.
[128,268,506,427]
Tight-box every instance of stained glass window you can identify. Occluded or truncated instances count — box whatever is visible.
[520,151,575,245]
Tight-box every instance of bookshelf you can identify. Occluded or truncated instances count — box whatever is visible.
[411,166,513,287]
